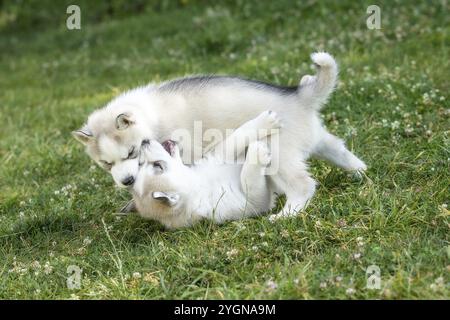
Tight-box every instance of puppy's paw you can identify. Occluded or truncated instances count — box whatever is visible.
[350,168,366,181]
[268,213,280,223]
[346,158,367,179]
[268,212,290,223]
[268,208,303,222]
[254,110,282,132]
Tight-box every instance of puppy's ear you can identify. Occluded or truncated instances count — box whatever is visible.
[152,191,180,207]
[116,112,135,130]
[72,127,93,145]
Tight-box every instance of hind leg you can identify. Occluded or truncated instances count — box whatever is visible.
[269,155,317,221]
[313,130,367,172]
[240,141,272,212]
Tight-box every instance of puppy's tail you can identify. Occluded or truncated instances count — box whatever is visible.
[297,52,338,110]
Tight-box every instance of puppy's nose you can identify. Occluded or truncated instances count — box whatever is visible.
[122,176,135,186]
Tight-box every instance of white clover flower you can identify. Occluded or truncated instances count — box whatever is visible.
[83,237,92,246]
[320,282,327,289]
[31,261,41,270]
[435,277,444,285]
[356,237,364,247]
[265,280,278,292]
[9,261,29,275]
[422,93,432,104]
[353,253,362,259]
[405,126,414,134]
[226,249,239,260]
[43,261,53,275]
[234,222,246,231]
[143,273,159,286]
[281,230,289,238]
[346,288,356,295]
[132,272,142,279]
[391,121,400,130]
[430,283,440,292]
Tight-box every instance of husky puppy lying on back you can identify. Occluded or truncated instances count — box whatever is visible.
[132,110,280,229]
[73,52,366,219]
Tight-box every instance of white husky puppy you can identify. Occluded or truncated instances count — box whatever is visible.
[73,52,366,218]
[132,110,280,229]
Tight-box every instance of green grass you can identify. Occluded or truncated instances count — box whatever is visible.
[0,0,449,299]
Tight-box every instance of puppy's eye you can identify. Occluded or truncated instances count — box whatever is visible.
[127,146,137,159]
[153,161,164,171]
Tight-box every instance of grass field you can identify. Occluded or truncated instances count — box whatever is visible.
[0,0,448,299]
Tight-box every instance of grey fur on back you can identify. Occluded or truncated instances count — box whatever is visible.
[158,75,298,95]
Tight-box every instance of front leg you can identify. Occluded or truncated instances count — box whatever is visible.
[211,110,281,162]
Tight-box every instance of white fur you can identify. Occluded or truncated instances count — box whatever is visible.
[73,52,367,218]
[132,111,278,229]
